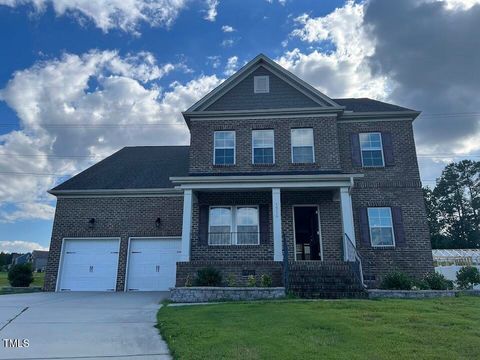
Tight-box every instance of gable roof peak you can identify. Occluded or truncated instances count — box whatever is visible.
[184,53,343,117]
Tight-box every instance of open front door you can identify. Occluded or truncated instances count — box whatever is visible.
[294,206,322,260]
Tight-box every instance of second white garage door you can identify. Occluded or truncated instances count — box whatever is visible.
[126,237,182,291]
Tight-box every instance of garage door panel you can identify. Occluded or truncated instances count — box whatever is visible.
[127,238,181,291]
[58,238,119,292]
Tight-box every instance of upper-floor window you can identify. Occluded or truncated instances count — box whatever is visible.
[214,131,235,165]
[291,128,314,163]
[208,206,259,245]
[252,130,274,164]
[360,132,384,167]
[368,207,395,247]
[254,76,269,93]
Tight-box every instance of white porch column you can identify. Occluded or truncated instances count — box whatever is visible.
[340,187,356,253]
[181,189,193,261]
[272,188,283,261]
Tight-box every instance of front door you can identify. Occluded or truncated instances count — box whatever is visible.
[294,206,322,260]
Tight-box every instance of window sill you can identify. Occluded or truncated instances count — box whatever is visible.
[362,166,386,169]
[252,163,275,167]
[213,164,235,167]
[371,245,396,249]
[292,162,316,166]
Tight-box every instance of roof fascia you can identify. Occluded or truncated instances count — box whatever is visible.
[339,110,421,121]
[48,188,183,197]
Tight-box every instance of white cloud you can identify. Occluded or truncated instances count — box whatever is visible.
[0,240,48,253]
[221,25,235,32]
[0,50,221,222]
[427,0,480,10]
[224,56,238,76]
[204,0,219,21]
[207,55,221,68]
[221,39,234,47]
[280,1,389,99]
[0,0,188,34]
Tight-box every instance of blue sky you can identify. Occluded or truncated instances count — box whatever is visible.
[1,0,479,253]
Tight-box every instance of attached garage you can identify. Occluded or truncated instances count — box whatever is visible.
[57,238,120,291]
[126,237,182,291]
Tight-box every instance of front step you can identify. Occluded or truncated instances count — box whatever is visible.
[286,261,367,299]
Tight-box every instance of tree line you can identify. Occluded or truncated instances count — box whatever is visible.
[424,160,480,249]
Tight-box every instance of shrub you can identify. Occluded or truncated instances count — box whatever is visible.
[380,271,413,290]
[184,274,192,287]
[194,267,222,287]
[226,274,237,287]
[260,274,272,287]
[8,264,34,287]
[423,272,454,290]
[247,275,257,287]
[456,266,480,290]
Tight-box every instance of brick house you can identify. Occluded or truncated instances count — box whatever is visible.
[44,54,433,295]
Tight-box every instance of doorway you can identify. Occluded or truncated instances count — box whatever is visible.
[293,206,322,261]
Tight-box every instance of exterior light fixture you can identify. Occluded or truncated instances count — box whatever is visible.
[88,218,95,229]
[155,217,161,228]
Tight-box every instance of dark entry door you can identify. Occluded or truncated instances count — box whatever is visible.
[294,206,321,260]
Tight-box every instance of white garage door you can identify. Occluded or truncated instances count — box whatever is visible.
[57,238,120,292]
[126,237,181,291]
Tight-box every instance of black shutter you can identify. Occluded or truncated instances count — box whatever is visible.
[350,133,362,167]
[392,207,406,247]
[382,132,395,166]
[198,205,209,246]
[259,204,270,245]
[359,207,371,247]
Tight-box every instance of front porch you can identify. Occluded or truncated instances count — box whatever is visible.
[171,174,366,294]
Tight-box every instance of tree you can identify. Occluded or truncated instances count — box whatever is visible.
[8,264,34,287]
[424,160,480,249]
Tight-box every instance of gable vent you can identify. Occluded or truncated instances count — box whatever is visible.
[254,76,269,93]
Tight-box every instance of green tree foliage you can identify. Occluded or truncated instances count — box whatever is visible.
[8,264,34,287]
[424,160,480,249]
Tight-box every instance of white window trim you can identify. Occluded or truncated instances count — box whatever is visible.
[291,128,315,164]
[254,76,269,93]
[368,207,396,248]
[360,132,385,168]
[208,205,260,246]
[252,129,275,165]
[213,131,236,165]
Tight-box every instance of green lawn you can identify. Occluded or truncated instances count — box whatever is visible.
[157,297,480,360]
[0,271,45,287]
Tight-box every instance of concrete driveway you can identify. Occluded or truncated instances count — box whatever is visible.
[0,292,171,359]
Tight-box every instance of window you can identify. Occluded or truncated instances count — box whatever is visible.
[208,207,232,245]
[291,128,314,163]
[368,207,395,247]
[360,133,384,167]
[254,76,269,93]
[214,131,235,165]
[208,206,259,245]
[252,130,274,164]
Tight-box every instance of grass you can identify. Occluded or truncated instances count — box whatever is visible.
[157,297,480,360]
[0,271,45,288]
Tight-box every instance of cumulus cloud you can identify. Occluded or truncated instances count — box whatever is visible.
[0,50,221,222]
[204,0,219,21]
[364,0,480,169]
[224,56,239,76]
[221,25,235,32]
[0,0,188,34]
[279,1,389,99]
[0,240,48,253]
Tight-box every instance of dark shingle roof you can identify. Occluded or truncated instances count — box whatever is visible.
[52,146,189,191]
[333,98,415,112]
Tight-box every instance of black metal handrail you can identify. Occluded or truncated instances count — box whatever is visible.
[343,233,365,287]
[282,233,289,288]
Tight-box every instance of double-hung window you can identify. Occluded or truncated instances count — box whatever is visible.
[208,206,259,245]
[214,131,235,165]
[368,207,395,247]
[291,128,314,163]
[359,133,384,167]
[252,130,274,164]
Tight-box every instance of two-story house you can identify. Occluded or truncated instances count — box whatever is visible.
[44,54,433,296]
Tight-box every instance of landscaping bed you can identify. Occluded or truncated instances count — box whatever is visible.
[157,297,480,360]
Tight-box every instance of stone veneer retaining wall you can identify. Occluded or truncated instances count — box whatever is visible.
[368,289,480,299]
[171,287,286,303]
